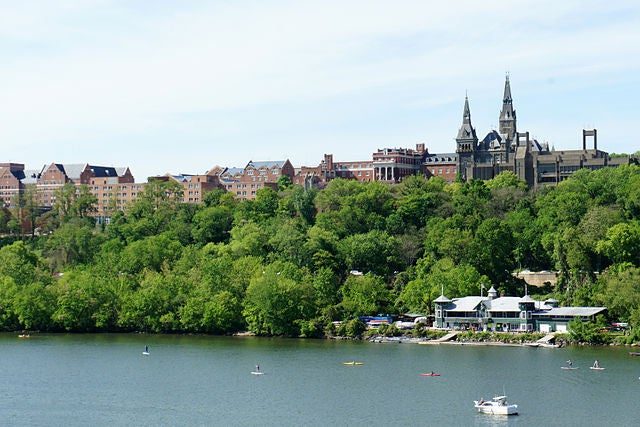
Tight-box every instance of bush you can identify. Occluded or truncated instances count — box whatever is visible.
[336,318,366,338]
[299,319,323,338]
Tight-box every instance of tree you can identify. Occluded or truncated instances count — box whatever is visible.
[0,241,49,288]
[44,219,103,270]
[119,233,183,274]
[468,218,515,285]
[119,270,183,332]
[254,187,279,218]
[242,261,315,336]
[191,206,233,245]
[51,183,98,221]
[266,217,308,266]
[596,222,640,266]
[485,171,528,192]
[340,273,393,317]
[600,266,640,322]
[277,175,293,191]
[225,221,269,259]
[13,186,40,238]
[337,230,401,277]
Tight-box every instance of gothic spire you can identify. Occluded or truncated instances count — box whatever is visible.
[457,95,477,141]
[503,74,512,103]
[499,74,516,140]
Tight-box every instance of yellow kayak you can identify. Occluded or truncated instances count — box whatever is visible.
[343,361,364,366]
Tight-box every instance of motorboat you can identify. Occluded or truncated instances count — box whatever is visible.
[474,395,518,415]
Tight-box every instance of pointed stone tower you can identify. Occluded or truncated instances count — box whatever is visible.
[499,74,517,142]
[456,95,478,180]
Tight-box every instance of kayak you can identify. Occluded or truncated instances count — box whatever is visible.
[343,362,363,366]
[420,373,441,376]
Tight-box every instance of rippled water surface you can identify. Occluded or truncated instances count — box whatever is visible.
[1,334,638,426]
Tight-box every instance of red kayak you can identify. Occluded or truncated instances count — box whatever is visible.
[420,373,441,376]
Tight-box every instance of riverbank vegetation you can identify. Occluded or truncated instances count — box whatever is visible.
[1,164,640,344]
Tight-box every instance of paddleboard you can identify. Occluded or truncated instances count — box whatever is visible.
[561,367,579,370]
[589,367,605,370]
[251,371,264,375]
[420,373,440,376]
[142,351,150,355]
[343,362,363,366]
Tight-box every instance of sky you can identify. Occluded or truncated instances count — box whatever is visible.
[1,1,639,181]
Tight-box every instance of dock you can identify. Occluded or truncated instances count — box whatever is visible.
[436,331,459,342]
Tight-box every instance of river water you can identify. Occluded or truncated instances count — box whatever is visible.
[0,333,638,426]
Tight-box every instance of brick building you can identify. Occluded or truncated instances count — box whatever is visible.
[207,160,295,200]
[373,144,427,183]
[423,152,458,183]
[149,173,223,204]
[0,163,39,207]
[293,154,374,189]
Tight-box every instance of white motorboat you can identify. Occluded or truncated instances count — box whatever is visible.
[474,395,518,415]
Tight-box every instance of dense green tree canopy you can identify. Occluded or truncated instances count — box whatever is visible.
[1,166,640,336]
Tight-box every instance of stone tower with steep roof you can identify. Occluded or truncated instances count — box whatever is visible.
[456,95,478,180]
[499,75,517,142]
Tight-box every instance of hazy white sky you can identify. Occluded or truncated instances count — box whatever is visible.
[1,1,639,180]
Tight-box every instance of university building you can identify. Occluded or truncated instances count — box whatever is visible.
[451,76,634,188]
[208,160,295,200]
[2,76,637,219]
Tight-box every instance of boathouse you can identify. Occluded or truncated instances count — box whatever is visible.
[433,286,606,333]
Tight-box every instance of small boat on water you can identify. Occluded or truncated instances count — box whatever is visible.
[18,334,30,338]
[420,372,440,376]
[629,352,640,357]
[343,361,364,366]
[474,395,518,415]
